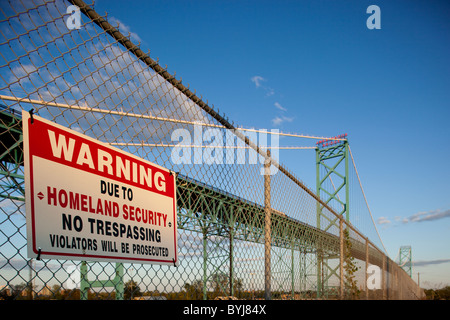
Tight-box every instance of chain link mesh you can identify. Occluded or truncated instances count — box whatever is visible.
[0,0,423,300]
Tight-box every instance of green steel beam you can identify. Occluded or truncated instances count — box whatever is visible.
[80,262,124,300]
[316,139,349,298]
[0,109,25,203]
[399,246,412,278]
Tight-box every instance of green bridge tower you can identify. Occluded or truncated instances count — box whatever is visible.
[398,245,412,278]
[315,134,349,298]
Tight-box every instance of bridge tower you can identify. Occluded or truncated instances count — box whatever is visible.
[315,134,349,298]
[0,106,25,203]
[398,246,412,278]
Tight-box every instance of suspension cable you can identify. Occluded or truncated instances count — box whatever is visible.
[109,142,316,149]
[0,94,346,141]
[348,145,388,255]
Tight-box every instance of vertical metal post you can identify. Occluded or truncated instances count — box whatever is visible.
[365,238,369,300]
[392,266,396,299]
[299,250,303,294]
[114,263,124,300]
[315,147,321,230]
[291,242,295,299]
[229,225,234,297]
[382,255,387,300]
[80,261,88,300]
[396,267,400,299]
[27,259,33,300]
[339,218,344,299]
[387,258,391,300]
[315,147,322,298]
[344,141,350,222]
[301,250,306,294]
[417,272,421,299]
[203,228,208,300]
[264,150,271,300]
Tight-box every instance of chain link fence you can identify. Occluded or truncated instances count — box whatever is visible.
[0,0,423,300]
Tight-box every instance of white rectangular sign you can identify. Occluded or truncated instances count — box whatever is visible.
[23,111,178,265]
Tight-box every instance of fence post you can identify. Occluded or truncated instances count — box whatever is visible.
[80,261,88,300]
[229,223,234,297]
[114,263,124,300]
[382,255,387,300]
[203,228,208,300]
[365,238,369,300]
[339,218,344,299]
[264,150,271,300]
[291,240,295,299]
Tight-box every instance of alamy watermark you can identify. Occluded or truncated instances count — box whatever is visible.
[366,5,381,30]
[170,124,279,175]
[66,4,381,32]
[66,5,81,30]
[367,264,382,290]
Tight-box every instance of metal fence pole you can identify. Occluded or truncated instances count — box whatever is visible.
[315,147,322,299]
[339,218,344,299]
[80,261,88,300]
[291,242,295,299]
[114,263,124,300]
[229,224,234,297]
[264,151,271,300]
[203,228,208,300]
[365,238,369,300]
[383,255,387,300]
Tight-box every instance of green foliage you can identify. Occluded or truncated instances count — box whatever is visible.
[183,279,205,300]
[124,280,141,300]
[182,272,244,300]
[343,228,361,299]
[424,286,450,300]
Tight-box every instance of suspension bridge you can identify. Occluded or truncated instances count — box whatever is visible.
[0,0,422,300]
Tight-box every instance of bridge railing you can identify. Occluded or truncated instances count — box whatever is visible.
[0,0,423,300]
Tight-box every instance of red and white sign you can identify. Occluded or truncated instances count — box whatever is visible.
[23,111,178,265]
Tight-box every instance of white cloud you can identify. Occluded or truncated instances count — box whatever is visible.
[377,216,391,225]
[272,116,293,126]
[108,16,142,43]
[265,88,275,97]
[250,78,292,125]
[403,209,450,224]
[271,117,282,126]
[274,102,287,111]
[382,208,450,229]
[413,258,450,267]
[251,75,275,96]
[251,75,265,88]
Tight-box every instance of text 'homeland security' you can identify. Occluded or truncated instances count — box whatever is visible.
[46,186,168,227]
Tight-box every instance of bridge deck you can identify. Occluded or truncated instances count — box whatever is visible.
[176,173,383,266]
[0,108,383,266]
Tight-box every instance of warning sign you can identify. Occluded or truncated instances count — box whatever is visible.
[23,111,178,266]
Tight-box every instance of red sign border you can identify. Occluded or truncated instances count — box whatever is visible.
[23,111,178,265]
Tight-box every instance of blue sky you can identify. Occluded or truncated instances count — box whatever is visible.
[91,0,450,288]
